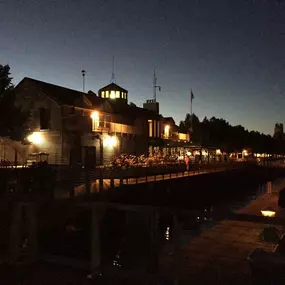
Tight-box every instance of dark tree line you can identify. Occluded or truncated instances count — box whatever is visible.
[179,114,284,154]
[0,64,29,140]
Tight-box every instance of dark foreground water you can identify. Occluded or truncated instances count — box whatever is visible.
[39,173,285,277]
[2,166,285,284]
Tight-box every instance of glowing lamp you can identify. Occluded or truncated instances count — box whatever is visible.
[216,149,221,155]
[90,111,99,120]
[103,135,118,148]
[261,209,276,218]
[27,132,43,145]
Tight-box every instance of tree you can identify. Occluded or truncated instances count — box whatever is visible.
[179,111,285,154]
[0,64,29,140]
[179,113,202,144]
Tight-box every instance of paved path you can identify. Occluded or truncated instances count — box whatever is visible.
[159,180,285,284]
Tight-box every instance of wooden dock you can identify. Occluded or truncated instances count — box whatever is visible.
[71,167,230,197]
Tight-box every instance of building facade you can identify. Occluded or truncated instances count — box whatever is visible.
[14,77,190,166]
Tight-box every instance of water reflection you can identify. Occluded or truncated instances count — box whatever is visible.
[165,226,170,241]
[40,179,281,282]
[113,249,122,267]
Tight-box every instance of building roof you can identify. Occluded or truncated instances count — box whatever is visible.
[15,77,161,120]
[163,117,176,125]
[98,82,128,93]
[107,100,160,119]
[16,77,98,108]
[85,92,106,108]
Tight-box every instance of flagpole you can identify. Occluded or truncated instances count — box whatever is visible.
[190,89,193,133]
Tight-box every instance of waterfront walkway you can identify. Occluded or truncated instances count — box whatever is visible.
[73,166,231,196]
[159,180,285,284]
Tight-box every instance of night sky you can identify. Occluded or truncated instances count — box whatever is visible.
[1,0,285,135]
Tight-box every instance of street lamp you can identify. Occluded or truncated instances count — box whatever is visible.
[261,209,276,218]
[27,132,43,145]
[260,208,279,243]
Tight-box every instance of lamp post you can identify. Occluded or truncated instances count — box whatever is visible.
[260,208,279,243]
[81,70,86,93]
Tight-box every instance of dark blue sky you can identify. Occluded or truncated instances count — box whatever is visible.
[1,0,285,134]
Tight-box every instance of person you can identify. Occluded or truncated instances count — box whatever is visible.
[185,155,190,171]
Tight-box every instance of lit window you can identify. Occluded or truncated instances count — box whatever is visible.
[148,120,153,137]
[122,92,125,99]
[105,91,109,98]
[178,133,187,140]
[102,91,105,98]
[116,91,120,98]
[110,90,116,99]
[164,125,170,138]
[91,111,100,131]
[153,120,157,137]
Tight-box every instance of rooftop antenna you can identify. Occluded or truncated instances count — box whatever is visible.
[81,70,86,92]
[153,68,161,101]
[110,56,116,83]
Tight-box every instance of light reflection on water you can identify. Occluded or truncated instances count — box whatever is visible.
[112,251,122,268]
[105,181,274,270]
[165,226,170,241]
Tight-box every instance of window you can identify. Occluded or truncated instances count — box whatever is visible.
[116,91,120,98]
[91,111,100,131]
[164,125,170,138]
[148,120,153,137]
[153,120,157,137]
[92,118,99,131]
[110,90,116,99]
[102,91,105,98]
[39,108,50,130]
[157,121,160,138]
[105,91,109,98]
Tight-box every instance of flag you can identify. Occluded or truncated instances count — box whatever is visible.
[190,90,194,101]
